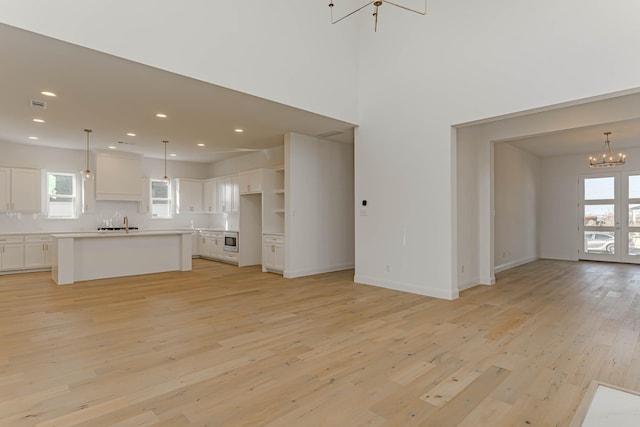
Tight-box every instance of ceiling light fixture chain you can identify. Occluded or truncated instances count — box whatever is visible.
[162,140,170,183]
[329,0,426,32]
[588,131,626,168]
[81,128,95,181]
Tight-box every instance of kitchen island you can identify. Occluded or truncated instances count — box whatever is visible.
[51,230,192,285]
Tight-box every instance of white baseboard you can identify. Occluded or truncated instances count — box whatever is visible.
[353,274,458,300]
[495,256,538,274]
[284,263,354,279]
[480,275,496,285]
[458,279,480,291]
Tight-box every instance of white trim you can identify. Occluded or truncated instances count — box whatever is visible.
[283,263,354,279]
[457,278,480,291]
[494,256,538,273]
[353,274,459,300]
[480,275,496,285]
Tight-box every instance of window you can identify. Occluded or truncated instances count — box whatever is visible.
[150,179,172,218]
[47,172,77,218]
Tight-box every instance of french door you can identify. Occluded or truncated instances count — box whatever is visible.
[579,172,640,263]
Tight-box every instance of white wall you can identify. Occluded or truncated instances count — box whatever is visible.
[541,146,640,261]
[0,1,359,124]
[494,143,540,272]
[355,0,640,299]
[456,133,479,290]
[285,133,354,277]
[0,140,210,233]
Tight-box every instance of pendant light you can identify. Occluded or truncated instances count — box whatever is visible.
[162,140,169,183]
[81,129,95,181]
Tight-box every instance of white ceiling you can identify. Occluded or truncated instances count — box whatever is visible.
[502,116,640,158]
[3,23,639,165]
[0,24,356,163]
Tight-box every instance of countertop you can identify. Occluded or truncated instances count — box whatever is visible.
[51,230,193,239]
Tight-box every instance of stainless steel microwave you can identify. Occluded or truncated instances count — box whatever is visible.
[224,231,238,252]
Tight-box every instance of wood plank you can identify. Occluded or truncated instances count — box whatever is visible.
[1,259,640,425]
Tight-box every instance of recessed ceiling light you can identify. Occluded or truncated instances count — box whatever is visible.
[41,91,56,97]
[234,129,244,133]
[28,136,39,140]
[108,146,117,150]
[156,113,167,118]
[170,153,177,157]
[126,132,136,137]
[32,118,45,123]
[197,143,205,147]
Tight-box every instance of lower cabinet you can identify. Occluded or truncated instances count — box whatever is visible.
[24,235,52,269]
[0,235,25,271]
[198,231,230,263]
[263,234,284,274]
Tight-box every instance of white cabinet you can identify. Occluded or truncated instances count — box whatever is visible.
[215,175,239,213]
[223,251,238,264]
[0,167,41,213]
[238,169,263,194]
[191,231,200,257]
[211,233,224,259]
[0,168,10,212]
[176,179,203,213]
[263,234,284,273]
[24,235,52,268]
[0,235,25,271]
[138,178,150,214]
[96,151,143,201]
[199,232,212,258]
[203,179,217,213]
[199,231,224,260]
[230,176,239,212]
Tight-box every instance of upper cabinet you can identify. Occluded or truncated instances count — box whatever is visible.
[215,175,238,213]
[238,169,263,194]
[96,151,143,201]
[203,179,217,213]
[176,179,204,213]
[0,167,41,213]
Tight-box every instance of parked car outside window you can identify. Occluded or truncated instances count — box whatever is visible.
[585,232,615,254]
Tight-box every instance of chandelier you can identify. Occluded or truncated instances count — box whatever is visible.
[329,0,426,32]
[589,132,626,168]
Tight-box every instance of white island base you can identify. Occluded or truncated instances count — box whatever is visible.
[51,231,192,285]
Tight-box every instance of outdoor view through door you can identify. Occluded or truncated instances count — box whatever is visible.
[580,173,640,263]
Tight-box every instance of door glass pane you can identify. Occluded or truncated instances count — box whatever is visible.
[629,232,640,256]
[585,177,615,200]
[630,176,640,199]
[629,204,640,227]
[585,232,615,254]
[584,204,615,227]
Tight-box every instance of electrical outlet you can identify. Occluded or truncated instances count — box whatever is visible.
[386,264,391,272]
[461,265,464,273]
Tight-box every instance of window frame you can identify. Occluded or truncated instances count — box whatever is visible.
[150,179,173,219]
[47,172,78,219]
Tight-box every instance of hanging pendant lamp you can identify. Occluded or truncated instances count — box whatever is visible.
[81,129,95,181]
[162,140,169,183]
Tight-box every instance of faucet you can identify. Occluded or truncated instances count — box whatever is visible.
[124,216,129,233]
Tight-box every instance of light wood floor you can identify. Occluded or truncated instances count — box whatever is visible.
[1,259,640,426]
